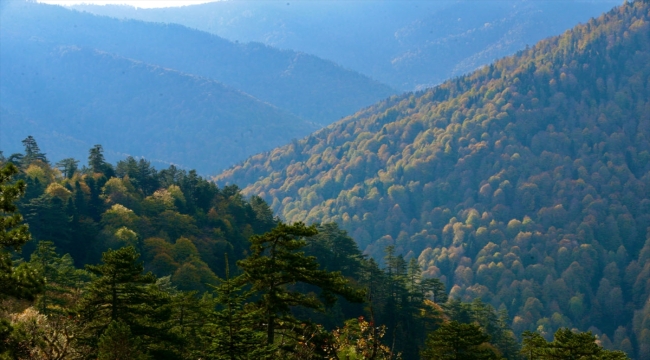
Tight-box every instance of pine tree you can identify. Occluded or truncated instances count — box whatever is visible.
[29,241,87,315]
[0,163,42,358]
[421,321,499,360]
[207,255,273,359]
[97,320,150,360]
[21,136,48,164]
[55,158,79,179]
[237,222,364,349]
[78,246,172,355]
[0,163,42,301]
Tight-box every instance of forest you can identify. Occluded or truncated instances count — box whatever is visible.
[0,139,629,359]
[216,1,650,358]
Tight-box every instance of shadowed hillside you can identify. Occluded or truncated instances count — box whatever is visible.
[0,35,316,173]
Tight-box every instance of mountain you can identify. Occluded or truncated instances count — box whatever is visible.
[1,1,394,125]
[217,1,650,357]
[0,34,316,173]
[73,0,620,90]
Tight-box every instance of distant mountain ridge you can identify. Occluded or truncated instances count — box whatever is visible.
[73,0,620,90]
[216,1,650,357]
[0,0,395,173]
[2,1,395,125]
[0,34,316,173]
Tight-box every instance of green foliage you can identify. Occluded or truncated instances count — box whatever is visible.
[97,320,150,360]
[78,246,174,357]
[421,321,499,360]
[520,328,629,360]
[0,163,42,301]
[216,1,650,357]
[206,256,274,359]
[237,221,365,348]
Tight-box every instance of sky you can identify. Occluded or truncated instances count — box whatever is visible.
[38,0,219,9]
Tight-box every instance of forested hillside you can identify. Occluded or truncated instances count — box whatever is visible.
[0,139,630,359]
[74,0,619,90]
[0,34,315,173]
[217,1,650,357]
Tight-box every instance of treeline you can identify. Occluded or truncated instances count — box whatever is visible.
[216,1,650,357]
[0,139,628,359]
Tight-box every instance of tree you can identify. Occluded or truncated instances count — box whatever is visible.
[521,329,629,360]
[88,145,113,177]
[97,320,150,360]
[55,158,79,179]
[521,331,547,360]
[77,246,172,356]
[0,163,43,358]
[421,321,500,360]
[0,163,42,301]
[547,328,628,360]
[207,255,273,359]
[237,222,365,348]
[21,136,48,164]
[29,241,87,315]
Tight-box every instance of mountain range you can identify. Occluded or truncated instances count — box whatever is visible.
[216,1,650,357]
[74,0,620,90]
[0,0,393,172]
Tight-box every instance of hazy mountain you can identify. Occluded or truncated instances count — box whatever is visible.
[73,0,620,90]
[216,1,650,356]
[1,0,395,125]
[0,34,316,173]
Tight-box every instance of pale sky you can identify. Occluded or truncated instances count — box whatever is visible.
[38,1,220,9]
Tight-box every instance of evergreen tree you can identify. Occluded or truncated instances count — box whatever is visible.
[207,255,273,359]
[29,241,86,315]
[237,222,364,349]
[88,144,114,177]
[0,163,42,301]
[21,136,48,164]
[78,246,172,356]
[97,320,150,360]
[55,158,79,179]
[421,321,499,360]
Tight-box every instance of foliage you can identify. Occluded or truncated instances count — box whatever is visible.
[217,1,650,357]
[421,320,499,360]
[521,328,629,360]
[237,221,365,348]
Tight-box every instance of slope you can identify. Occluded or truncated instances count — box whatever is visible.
[0,34,316,174]
[73,0,620,90]
[1,0,395,125]
[217,1,650,357]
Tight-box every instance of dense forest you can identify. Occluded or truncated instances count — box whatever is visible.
[74,0,619,90]
[0,140,629,359]
[217,1,650,358]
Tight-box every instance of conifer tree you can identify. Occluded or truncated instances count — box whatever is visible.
[421,321,499,360]
[97,320,150,360]
[0,163,42,301]
[207,255,273,359]
[237,222,364,348]
[78,246,172,355]
[29,241,86,315]
[21,136,48,164]
[55,158,79,179]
